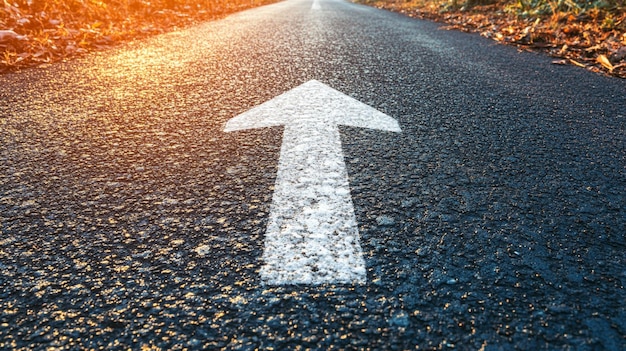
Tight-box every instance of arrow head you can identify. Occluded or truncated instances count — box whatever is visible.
[224,80,401,133]
[224,80,401,284]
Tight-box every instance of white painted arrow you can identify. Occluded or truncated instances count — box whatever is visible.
[225,80,401,285]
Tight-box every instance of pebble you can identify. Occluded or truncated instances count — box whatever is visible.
[389,310,410,328]
[376,215,395,226]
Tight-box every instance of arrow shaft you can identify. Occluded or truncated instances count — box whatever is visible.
[224,80,401,285]
[260,123,366,285]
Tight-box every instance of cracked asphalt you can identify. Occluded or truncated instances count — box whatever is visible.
[1,0,625,349]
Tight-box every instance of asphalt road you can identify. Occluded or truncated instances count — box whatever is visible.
[1,0,625,349]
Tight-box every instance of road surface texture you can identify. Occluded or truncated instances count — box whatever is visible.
[1,0,625,349]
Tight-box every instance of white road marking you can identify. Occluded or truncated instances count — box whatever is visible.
[225,80,401,285]
[311,0,321,10]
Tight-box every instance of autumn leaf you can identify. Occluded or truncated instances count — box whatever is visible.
[0,30,27,43]
[597,54,614,71]
[569,59,586,68]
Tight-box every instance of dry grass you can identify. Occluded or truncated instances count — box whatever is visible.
[0,0,279,72]
[358,0,626,77]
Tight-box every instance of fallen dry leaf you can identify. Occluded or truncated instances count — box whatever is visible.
[597,54,614,71]
[0,30,27,43]
[569,59,586,68]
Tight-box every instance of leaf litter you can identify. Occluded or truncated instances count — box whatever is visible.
[0,0,279,73]
[357,0,626,78]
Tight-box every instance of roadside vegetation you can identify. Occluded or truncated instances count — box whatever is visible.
[1,1,624,77]
[357,0,626,77]
[0,0,278,73]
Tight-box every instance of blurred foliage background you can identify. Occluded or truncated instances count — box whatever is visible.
[1,0,278,71]
[2,0,625,75]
